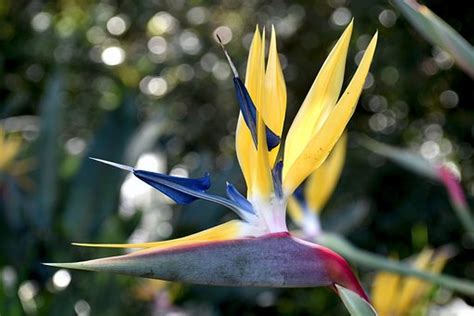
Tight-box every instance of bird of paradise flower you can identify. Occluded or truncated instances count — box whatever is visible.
[372,248,452,316]
[46,22,377,304]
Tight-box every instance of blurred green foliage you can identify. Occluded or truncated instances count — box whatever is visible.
[0,0,473,315]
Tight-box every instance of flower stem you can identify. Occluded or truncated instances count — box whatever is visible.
[437,166,474,235]
[317,232,474,296]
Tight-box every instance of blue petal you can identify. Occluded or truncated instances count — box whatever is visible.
[134,169,256,221]
[272,160,284,198]
[91,158,257,223]
[233,78,280,150]
[225,182,254,214]
[134,170,256,222]
[293,185,306,206]
[134,170,211,204]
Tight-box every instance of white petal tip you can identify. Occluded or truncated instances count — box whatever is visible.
[89,157,134,172]
[42,262,71,268]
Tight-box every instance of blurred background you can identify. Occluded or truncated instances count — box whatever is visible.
[0,0,472,315]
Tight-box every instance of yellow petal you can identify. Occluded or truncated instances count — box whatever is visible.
[283,31,377,195]
[0,134,22,170]
[246,26,265,108]
[0,128,4,149]
[73,220,249,250]
[429,250,450,274]
[372,271,400,316]
[263,25,287,165]
[305,133,347,212]
[251,111,273,197]
[236,26,265,194]
[133,279,170,301]
[395,249,434,314]
[283,21,353,183]
[287,196,304,227]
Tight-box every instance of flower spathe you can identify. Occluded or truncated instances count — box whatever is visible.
[46,22,377,302]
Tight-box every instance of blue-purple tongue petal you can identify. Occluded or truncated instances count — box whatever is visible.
[134,170,211,204]
[133,169,255,222]
[225,182,254,214]
[90,158,256,222]
[293,185,306,206]
[272,161,284,198]
[233,78,280,150]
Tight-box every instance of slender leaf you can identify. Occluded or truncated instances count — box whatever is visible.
[33,70,64,233]
[62,94,138,240]
[358,135,437,180]
[393,0,474,77]
[336,284,378,316]
[318,232,474,296]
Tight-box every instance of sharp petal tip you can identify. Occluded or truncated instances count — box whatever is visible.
[90,157,134,172]
[215,36,239,78]
[42,262,77,269]
[43,260,103,271]
[345,19,354,30]
[215,33,224,47]
[71,242,92,247]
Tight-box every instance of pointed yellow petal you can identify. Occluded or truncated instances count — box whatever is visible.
[0,134,22,170]
[263,25,287,165]
[395,249,434,313]
[305,133,347,212]
[287,196,304,227]
[372,271,400,316]
[283,21,353,181]
[429,250,450,274]
[236,26,265,193]
[251,111,273,197]
[246,26,265,107]
[235,117,253,189]
[283,32,377,195]
[73,220,249,250]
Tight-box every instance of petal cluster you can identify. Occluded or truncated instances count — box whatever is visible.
[282,22,377,195]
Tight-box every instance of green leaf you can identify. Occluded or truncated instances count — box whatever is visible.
[358,135,437,180]
[34,70,64,233]
[393,0,474,78]
[62,93,138,240]
[359,136,474,234]
[336,284,378,316]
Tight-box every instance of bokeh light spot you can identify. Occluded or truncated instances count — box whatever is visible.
[52,269,71,290]
[101,46,126,66]
[31,12,52,32]
[148,36,167,55]
[106,15,128,36]
[330,7,352,27]
[378,9,397,27]
[213,26,233,44]
[439,90,459,108]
